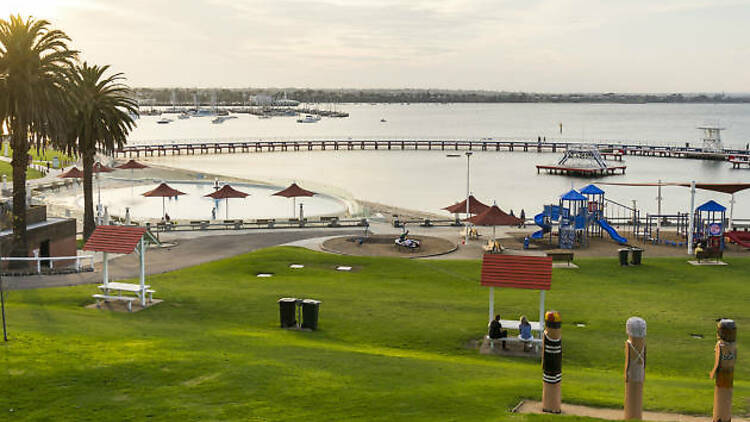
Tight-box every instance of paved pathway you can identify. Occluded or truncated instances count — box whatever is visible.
[6,229,360,290]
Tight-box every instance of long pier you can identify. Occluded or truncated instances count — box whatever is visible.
[116,139,749,161]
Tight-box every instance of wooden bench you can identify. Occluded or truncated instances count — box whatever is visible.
[93,294,138,312]
[190,220,209,230]
[223,219,243,229]
[546,250,574,266]
[256,219,275,228]
[485,319,543,352]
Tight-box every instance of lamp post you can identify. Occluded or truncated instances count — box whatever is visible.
[465,151,473,245]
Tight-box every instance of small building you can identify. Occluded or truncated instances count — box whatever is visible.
[0,204,77,270]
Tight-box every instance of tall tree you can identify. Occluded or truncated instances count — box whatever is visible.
[0,15,77,257]
[66,63,137,239]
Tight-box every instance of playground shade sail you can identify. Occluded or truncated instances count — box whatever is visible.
[272,183,316,198]
[58,167,83,178]
[465,204,523,226]
[116,160,149,170]
[142,183,186,198]
[443,195,490,214]
[598,182,750,195]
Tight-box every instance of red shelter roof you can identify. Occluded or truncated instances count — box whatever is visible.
[443,195,490,214]
[58,167,83,178]
[272,183,315,198]
[481,254,552,290]
[465,204,523,226]
[142,183,186,198]
[83,225,148,254]
[205,184,249,199]
[116,159,149,170]
[93,162,114,173]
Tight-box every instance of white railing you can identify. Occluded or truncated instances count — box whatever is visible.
[1,254,95,274]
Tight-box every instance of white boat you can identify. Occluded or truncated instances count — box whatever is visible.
[177,113,190,120]
[296,114,321,123]
[156,117,173,124]
[211,116,229,124]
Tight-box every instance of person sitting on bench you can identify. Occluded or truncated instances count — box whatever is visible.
[518,315,533,352]
[488,314,508,350]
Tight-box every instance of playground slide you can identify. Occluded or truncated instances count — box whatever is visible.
[596,218,628,244]
[531,212,551,239]
[726,231,750,248]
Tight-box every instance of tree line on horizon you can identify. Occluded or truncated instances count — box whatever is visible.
[0,14,137,259]
[135,87,750,106]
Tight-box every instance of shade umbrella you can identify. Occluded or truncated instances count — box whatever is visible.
[142,182,186,220]
[58,166,83,179]
[464,202,523,240]
[204,184,249,219]
[116,159,148,170]
[272,183,315,218]
[443,195,490,215]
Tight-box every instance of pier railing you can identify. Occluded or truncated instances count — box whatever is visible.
[116,138,749,161]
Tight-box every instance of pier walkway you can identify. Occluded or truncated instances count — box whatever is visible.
[116,138,749,161]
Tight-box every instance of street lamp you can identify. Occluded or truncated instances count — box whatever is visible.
[465,151,473,245]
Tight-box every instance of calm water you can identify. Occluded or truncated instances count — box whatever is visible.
[128,103,750,147]
[125,103,750,219]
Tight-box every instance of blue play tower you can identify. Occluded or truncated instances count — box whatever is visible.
[531,184,627,249]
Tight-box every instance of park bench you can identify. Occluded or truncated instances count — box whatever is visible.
[190,220,209,230]
[420,219,433,227]
[223,219,243,229]
[485,320,543,353]
[546,250,574,266]
[256,218,275,228]
[696,248,723,262]
[92,294,138,312]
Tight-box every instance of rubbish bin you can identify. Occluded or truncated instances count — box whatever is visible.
[618,248,630,266]
[630,248,643,266]
[301,299,321,330]
[278,297,298,328]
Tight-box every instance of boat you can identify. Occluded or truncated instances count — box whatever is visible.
[380,118,387,122]
[296,114,321,123]
[177,113,190,120]
[156,117,173,124]
[211,116,228,124]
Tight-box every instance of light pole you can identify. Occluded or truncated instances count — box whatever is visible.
[465,151,473,245]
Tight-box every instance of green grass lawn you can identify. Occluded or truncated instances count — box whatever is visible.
[0,160,44,181]
[0,248,747,421]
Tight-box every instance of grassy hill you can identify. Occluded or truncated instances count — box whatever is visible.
[0,248,747,421]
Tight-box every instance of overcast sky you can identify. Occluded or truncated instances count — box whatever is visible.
[3,0,749,91]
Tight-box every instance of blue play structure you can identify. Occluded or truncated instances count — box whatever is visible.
[531,184,628,249]
[692,200,726,251]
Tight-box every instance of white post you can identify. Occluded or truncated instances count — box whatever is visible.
[488,287,494,322]
[34,249,40,274]
[729,193,735,232]
[96,172,101,225]
[76,256,81,272]
[539,290,546,339]
[656,180,662,238]
[688,181,696,255]
[102,252,109,287]
[139,238,146,307]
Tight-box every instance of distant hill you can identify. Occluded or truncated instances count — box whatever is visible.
[133,87,750,105]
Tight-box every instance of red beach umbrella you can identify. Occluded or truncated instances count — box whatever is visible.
[92,162,114,173]
[443,195,490,215]
[273,183,315,218]
[142,182,186,220]
[464,203,524,239]
[204,184,249,219]
[116,159,149,170]
[58,166,83,179]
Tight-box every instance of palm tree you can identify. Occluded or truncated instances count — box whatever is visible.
[66,63,137,239]
[0,15,77,257]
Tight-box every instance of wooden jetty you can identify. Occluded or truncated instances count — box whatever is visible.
[115,138,748,162]
[536,164,626,176]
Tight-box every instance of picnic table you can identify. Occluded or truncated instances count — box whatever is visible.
[486,319,544,353]
[94,282,154,312]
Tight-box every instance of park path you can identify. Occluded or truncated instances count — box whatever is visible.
[5,229,360,290]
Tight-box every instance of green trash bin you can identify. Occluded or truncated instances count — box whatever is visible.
[278,297,298,328]
[630,248,643,265]
[618,248,630,266]
[301,299,321,330]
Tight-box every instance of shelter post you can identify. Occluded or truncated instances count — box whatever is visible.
[656,180,662,236]
[488,287,494,322]
[139,238,146,307]
[539,290,546,340]
[102,252,109,287]
[688,181,696,255]
[729,193,735,232]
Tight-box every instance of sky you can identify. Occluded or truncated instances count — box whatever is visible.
[2,0,749,91]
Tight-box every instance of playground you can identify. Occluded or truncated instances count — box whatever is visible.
[1,247,748,421]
